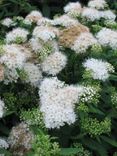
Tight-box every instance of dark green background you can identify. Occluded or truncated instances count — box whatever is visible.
[0,0,116,20]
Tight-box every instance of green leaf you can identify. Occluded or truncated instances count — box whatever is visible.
[101,136,117,147]
[89,105,104,115]
[0,148,12,156]
[82,138,108,156]
[60,148,79,155]
[109,74,117,81]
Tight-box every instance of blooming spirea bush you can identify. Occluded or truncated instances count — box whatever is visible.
[0,0,117,155]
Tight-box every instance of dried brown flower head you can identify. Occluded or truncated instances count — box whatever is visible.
[8,122,34,156]
[0,64,4,81]
[59,24,89,48]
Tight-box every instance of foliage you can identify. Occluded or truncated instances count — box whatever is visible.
[28,131,60,156]
[0,0,36,19]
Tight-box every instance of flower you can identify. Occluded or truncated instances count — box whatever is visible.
[5,27,29,43]
[96,28,117,50]
[23,18,32,25]
[39,77,83,129]
[30,38,58,53]
[0,138,9,149]
[4,68,19,84]
[24,63,42,86]
[100,10,116,21]
[33,26,58,42]
[0,44,26,69]
[83,58,114,81]
[41,51,67,75]
[25,10,42,23]
[82,7,100,21]
[59,25,89,48]
[88,0,107,10]
[79,85,100,104]
[8,122,34,156]
[52,15,79,27]
[1,18,14,27]
[0,99,5,118]
[72,32,98,54]
[37,17,52,26]
[64,2,82,17]
[30,37,59,61]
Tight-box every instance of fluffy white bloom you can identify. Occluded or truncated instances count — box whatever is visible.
[100,10,116,21]
[79,85,99,103]
[25,10,42,23]
[82,7,100,21]
[0,99,5,118]
[52,15,79,27]
[0,44,26,69]
[88,0,107,9]
[30,38,59,53]
[42,51,67,75]
[96,28,117,50]
[83,58,114,81]
[72,32,98,53]
[6,27,29,43]
[39,77,83,129]
[0,138,9,149]
[23,18,32,25]
[37,17,52,26]
[1,18,14,27]
[33,26,58,42]
[30,38,42,52]
[24,63,42,86]
[4,68,19,84]
[64,2,82,17]
[16,45,32,60]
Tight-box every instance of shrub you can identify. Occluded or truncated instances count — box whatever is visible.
[0,0,117,156]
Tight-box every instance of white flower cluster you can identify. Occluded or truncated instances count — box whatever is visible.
[25,10,42,23]
[0,44,26,69]
[42,51,67,76]
[52,15,79,27]
[72,32,98,54]
[82,8,101,21]
[0,138,9,149]
[0,44,31,84]
[62,0,116,22]
[4,68,19,84]
[82,8,116,22]
[30,38,58,54]
[39,77,83,129]
[33,26,58,42]
[80,85,99,103]
[100,10,116,21]
[6,27,29,43]
[96,28,117,50]
[23,18,32,25]
[24,63,42,86]
[37,17,52,26]
[64,2,82,17]
[83,58,114,81]
[0,99,5,118]
[1,18,14,27]
[30,25,60,63]
[88,0,107,10]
